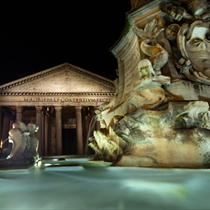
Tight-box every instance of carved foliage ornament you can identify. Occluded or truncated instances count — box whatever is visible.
[164,0,210,85]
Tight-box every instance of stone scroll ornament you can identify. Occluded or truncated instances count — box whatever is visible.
[164,0,210,85]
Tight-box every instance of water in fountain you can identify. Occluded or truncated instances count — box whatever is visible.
[2,138,9,145]
[85,115,97,157]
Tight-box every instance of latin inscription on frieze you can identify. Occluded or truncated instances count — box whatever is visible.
[124,39,140,89]
[23,98,110,103]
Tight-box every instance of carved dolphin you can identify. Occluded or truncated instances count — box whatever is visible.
[141,39,169,70]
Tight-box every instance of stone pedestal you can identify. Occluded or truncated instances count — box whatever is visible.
[36,106,42,156]
[75,106,83,155]
[55,106,62,155]
[16,106,23,122]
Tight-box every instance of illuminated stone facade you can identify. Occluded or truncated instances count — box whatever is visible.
[0,62,115,156]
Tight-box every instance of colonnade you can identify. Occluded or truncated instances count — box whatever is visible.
[0,105,100,156]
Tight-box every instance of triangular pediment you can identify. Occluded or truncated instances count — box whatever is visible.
[0,63,115,94]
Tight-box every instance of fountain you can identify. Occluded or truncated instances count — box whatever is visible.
[86,0,210,168]
[2,1,210,209]
[0,121,41,169]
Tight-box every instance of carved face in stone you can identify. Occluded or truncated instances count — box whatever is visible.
[185,26,210,77]
[132,59,155,90]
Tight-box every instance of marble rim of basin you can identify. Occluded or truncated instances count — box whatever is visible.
[64,158,94,163]
[42,158,94,166]
[79,161,113,168]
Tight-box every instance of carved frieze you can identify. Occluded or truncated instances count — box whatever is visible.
[23,98,111,103]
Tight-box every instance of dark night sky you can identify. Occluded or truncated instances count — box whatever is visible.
[0,1,131,85]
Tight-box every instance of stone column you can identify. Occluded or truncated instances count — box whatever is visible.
[42,110,45,156]
[48,116,53,155]
[51,118,56,155]
[45,112,49,156]
[0,106,2,140]
[36,106,42,156]
[9,114,15,130]
[75,106,83,155]
[94,106,100,131]
[16,106,23,122]
[2,111,10,149]
[55,106,62,155]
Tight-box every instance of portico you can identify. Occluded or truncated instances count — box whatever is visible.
[0,63,115,156]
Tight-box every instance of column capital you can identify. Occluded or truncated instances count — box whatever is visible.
[75,106,82,111]
[16,106,23,113]
[55,106,62,113]
[35,106,43,113]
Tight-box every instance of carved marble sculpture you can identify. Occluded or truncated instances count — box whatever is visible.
[113,101,210,167]
[0,121,40,168]
[89,0,210,168]
[133,19,169,75]
[164,1,210,85]
[91,100,210,168]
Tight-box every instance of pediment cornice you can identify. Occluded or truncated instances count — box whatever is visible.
[0,63,114,92]
[0,92,115,97]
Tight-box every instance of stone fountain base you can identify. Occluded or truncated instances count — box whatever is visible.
[90,101,210,168]
[0,154,41,170]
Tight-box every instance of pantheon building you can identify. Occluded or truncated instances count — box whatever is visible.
[0,63,115,156]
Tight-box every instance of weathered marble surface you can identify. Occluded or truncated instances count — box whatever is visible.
[0,122,40,169]
[95,0,210,168]
[114,101,210,167]
[91,101,210,168]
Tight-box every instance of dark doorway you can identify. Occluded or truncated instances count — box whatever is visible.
[62,129,77,155]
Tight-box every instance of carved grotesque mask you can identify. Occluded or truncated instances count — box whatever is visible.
[185,26,210,77]
[178,21,210,78]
